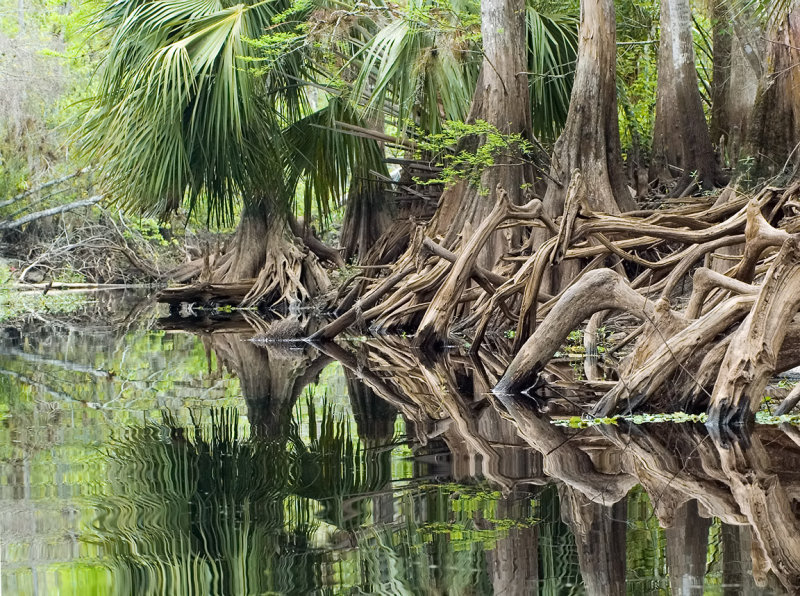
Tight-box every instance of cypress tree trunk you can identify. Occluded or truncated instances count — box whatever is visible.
[426,0,532,270]
[210,203,329,306]
[710,0,732,150]
[748,5,800,178]
[340,179,392,263]
[652,0,726,193]
[208,335,331,438]
[711,3,763,169]
[543,0,637,217]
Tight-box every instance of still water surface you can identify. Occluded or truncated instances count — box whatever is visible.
[0,297,793,594]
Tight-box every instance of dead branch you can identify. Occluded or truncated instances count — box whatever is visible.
[0,167,92,209]
[0,194,104,230]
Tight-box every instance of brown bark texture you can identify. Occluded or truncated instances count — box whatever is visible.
[748,5,800,178]
[310,175,800,433]
[543,0,636,216]
[652,0,727,192]
[426,0,532,270]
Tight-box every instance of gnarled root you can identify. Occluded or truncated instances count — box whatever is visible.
[160,214,330,310]
[707,235,800,427]
[494,268,655,393]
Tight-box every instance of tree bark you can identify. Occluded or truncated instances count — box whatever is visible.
[425,0,532,270]
[206,335,330,438]
[0,195,104,230]
[543,0,636,217]
[711,5,763,167]
[487,495,539,596]
[707,236,800,427]
[652,0,726,192]
[710,1,732,150]
[748,4,800,177]
[206,203,329,307]
[340,179,392,264]
[559,487,627,596]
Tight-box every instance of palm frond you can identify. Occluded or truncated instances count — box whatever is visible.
[79,0,296,225]
[728,0,799,26]
[283,95,389,224]
[350,0,577,141]
[351,0,481,135]
[526,6,578,141]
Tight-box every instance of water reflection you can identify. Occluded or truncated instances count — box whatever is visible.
[95,408,386,594]
[0,310,796,593]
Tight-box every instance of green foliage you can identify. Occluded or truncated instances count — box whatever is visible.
[79,0,393,230]
[0,0,103,199]
[526,5,578,141]
[351,0,482,137]
[417,483,536,548]
[79,0,288,225]
[555,412,709,428]
[564,329,583,352]
[414,119,535,191]
[0,263,87,322]
[349,0,578,141]
[283,95,389,224]
[615,0,658,158]
[124,217,175,247]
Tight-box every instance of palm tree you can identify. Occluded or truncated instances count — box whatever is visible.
[79,0,579,306]
[80,0,386,306]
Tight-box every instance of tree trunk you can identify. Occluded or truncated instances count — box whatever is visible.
[748,4,800,178]
[425,0,532,270]
[710,0,732,150]
[487,495,539,596]
[340,112,394,264]
[207,334,331,438]
[652,0,726,192]
[345,370,397,444]
[543,0,636,217]
[209,203,329,307]
[340,179,392,263]
[711,4,764,168]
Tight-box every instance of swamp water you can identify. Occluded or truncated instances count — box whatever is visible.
[0,295,793,594]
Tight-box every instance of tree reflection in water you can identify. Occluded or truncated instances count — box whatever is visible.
[82,325,798,594]
[328,336,795,594]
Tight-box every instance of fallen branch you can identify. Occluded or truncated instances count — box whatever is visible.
[0,195,104,230]
[0,167,92,209]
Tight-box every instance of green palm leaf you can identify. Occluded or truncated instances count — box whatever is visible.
[283,95,389,224]
[351,0,481,135]
[79,0,294,225]
[350,0,577,140]
[526,7,578,141]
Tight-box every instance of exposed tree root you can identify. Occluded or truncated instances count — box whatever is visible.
[311,175,800,428]
[160,215,329,309]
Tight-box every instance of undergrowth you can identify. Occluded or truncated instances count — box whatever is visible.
[0,264,87,322]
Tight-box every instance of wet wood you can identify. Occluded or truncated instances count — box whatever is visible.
[708,236,800,427]
[495,269,655,393]
[309,265,415,340]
